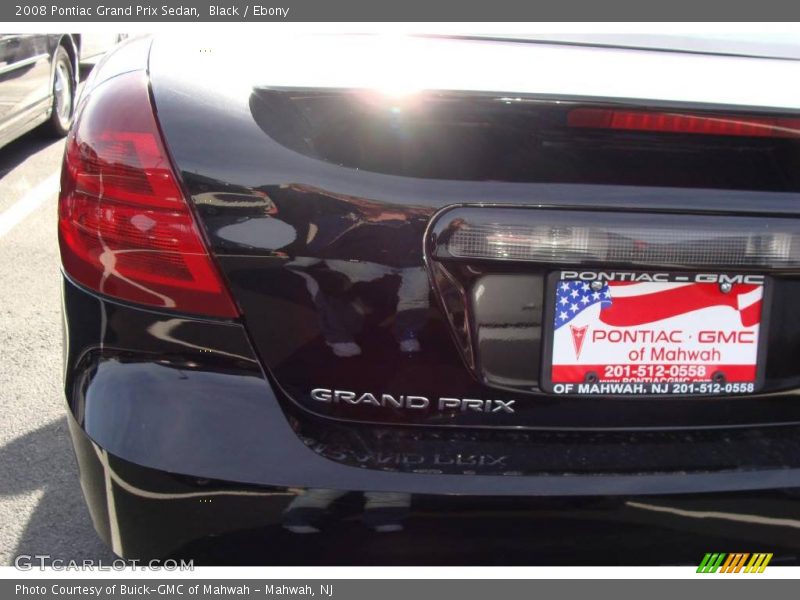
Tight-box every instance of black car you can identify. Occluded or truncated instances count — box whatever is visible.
[59,35,800,563]
[0,34,122,148]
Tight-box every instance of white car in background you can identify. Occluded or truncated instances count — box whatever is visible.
[0,33,124,148]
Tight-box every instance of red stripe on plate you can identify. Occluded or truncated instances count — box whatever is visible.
[599,283,761,328]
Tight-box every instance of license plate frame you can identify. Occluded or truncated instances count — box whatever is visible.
[540,270,770,396]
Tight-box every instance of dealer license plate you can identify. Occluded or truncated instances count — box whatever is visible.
[545,271,766,395]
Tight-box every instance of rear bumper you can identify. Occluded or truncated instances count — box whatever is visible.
[67,413,800,563]
[63,275,800,558]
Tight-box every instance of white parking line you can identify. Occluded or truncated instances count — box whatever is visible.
[0,171,60,239]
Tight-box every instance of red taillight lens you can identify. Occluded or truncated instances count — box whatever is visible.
[58,71,239,318]
[568,108,800,139]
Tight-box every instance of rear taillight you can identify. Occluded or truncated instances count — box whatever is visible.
[568,108,800,139]
[58,71,239,318]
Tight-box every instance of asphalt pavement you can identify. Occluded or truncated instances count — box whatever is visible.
[0,127,116,565]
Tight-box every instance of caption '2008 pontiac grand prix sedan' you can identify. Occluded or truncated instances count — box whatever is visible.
[58,34,800,563]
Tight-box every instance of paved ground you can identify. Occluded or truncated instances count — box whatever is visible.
[0,126,116,565]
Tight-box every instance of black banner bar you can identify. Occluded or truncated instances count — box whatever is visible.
[4,0,800,22]
[5,579,800,600]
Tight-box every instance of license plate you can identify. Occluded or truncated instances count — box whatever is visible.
[544,271,766,395]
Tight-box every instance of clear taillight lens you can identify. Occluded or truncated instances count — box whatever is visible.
[435,209,800,270]
[58,71,239,318]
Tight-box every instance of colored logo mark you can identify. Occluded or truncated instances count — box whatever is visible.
[697,553,773,573]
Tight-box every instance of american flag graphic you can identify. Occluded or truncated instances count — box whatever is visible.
[555,280,762,329]
[554,281,612,328]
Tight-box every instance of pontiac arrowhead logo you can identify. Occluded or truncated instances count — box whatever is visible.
[569,325,588,359]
